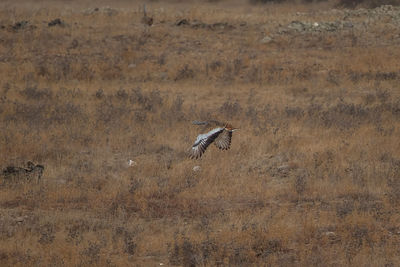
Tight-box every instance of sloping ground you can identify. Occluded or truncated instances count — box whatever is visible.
[0,2,400,266]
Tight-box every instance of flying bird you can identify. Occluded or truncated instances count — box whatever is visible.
[189,120,238,159]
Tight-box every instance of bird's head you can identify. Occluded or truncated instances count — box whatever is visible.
[224,123,239,132]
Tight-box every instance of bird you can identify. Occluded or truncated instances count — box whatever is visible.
[141,4,153,27]
[189,120,238,159]
[2,161,44,184]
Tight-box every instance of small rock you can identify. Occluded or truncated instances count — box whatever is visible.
[15,216,26,223]
[277,164,290,171]
[128,160,137,167]
[260,35,272,44]
[324,231,336,237]
[288,21,305,31]
[193,166,201,172]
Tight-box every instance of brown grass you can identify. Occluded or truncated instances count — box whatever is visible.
[1,0,400,266]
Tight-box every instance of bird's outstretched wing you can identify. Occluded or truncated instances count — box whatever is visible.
[189,127,224,159]
[214,129,232,150]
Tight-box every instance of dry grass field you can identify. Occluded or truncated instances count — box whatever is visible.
[1,0,400,266]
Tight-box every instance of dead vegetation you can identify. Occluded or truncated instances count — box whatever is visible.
[0,0,400,266]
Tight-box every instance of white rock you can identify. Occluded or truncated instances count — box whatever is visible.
[128,160,137,167]
[15,216,25,223]
[193,166,201,172]
[260,35,272,44]
[324,231,336,236]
